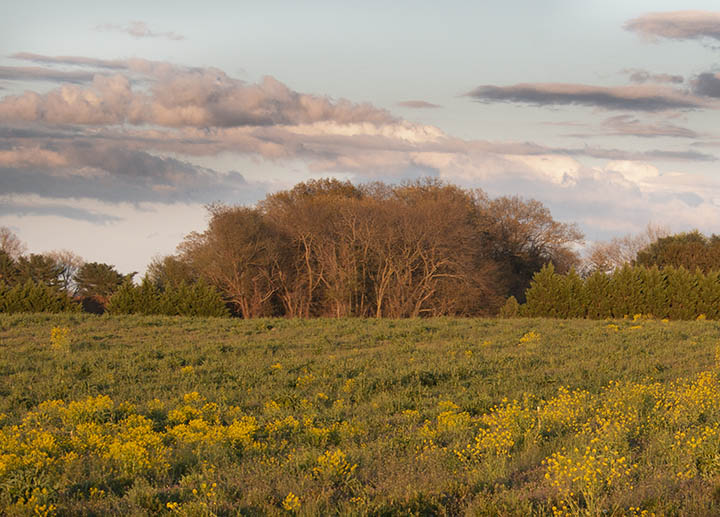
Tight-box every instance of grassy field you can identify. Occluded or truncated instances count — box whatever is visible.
[1,314,720,516]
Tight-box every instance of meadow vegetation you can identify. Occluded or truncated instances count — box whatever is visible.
[1,314,720,515]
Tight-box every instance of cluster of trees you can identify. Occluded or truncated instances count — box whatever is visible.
[0,241,131,313]
[148,178,583,317]
[0,228,226,316]
[521,263,720,320]
[0,281,79,314]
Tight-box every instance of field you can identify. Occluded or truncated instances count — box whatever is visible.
[1,314,720,516]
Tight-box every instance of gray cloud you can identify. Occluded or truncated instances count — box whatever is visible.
[466,83,706,111]
[693,72,720,98]
[0,66,95,83]
[0,199,122,224]
[625,11,720,42]
[623,68,684,84]
[564,146,714,162]
[11,53,128,70]
[397,100,442,109]
[582,115,699,139]
[465,139,715,161]
[0,140,253,205]
[96,21,185,41]
[545,116,698,139]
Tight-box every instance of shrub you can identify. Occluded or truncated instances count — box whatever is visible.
[498,296,520,318]
[107,279,229,317]
[0,280,79,313]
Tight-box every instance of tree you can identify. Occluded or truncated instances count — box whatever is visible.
[179,206,281,318]
[635,230,720,273]
[173,177,579,317]
[74,262,133,301]
[368,180,498,317]
[0,251,19,285]
[0,227,26,260]
[476,194,583,302]
[146,255,196,289]
[46,250,84,294]
[0,280,79,314]
[585,223,669,274]
[16,254,63,287]
[259,179,366,317]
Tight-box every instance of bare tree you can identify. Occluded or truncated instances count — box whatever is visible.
[0,227,26,260]
[585,223,670,274]
[476,195,584,301]
[46,250,85,293]
[179,205,280,318]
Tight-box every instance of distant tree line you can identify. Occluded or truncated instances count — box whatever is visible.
[4,178,719,319]
[0,246,129,313]
[514,229,720,320]
[0,235,226,316]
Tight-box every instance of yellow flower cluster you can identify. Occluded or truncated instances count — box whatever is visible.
[295,373,316,387]
[538,386,591,437]
[282,492,301,512]
[313,449,357,484]
[49,326,70,351]
[455,399,533,463]
[544,445,634,515]
[672,423,720,479]
[519,331,541,344]
[7,357,720,515]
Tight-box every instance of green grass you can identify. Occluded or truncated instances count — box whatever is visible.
[1,314,719,515]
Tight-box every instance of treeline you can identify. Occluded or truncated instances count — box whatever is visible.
[520,263,720,320]
[0,238,227,316]
[5,178,719,319]
[148,178,583,317]
[0,247,128,313]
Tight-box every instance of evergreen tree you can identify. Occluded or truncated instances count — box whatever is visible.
[523,264,565,317]
[16,254,63,287]
[0,280,79,313]
[584,271,613,319]
[665,267,700,320]
[75,262,133,300]
[608,265,644,318]
[0,251,19,286]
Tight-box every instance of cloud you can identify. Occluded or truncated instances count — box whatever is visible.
[397,100,442,108]
[2,51,717,248]
[0,66,95,83]
[565,114,700,139]
[570,147,715,162]
[693,72,720,98]
[0,60,396,128]
[0,140,255,205]
[622,68,683,84]
[625,11,720,42]
[466,82,708,111]
[601,115,698,138]
[0,147,68,168]
[11,53,128,70]
[0,197,122,224]
[96,21,185,41]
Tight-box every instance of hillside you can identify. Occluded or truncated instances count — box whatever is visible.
[1,315,719,515]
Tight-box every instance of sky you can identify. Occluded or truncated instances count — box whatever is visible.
[2,1,720,274]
